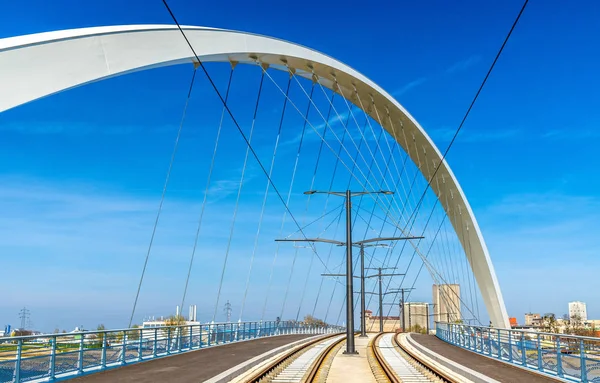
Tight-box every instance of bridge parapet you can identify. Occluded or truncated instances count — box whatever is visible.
[0,321,344,383]
[436,322,600,382]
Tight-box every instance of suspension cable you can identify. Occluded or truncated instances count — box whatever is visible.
[213,71,266,322]
[179,67,235,318]
[279,82,315,320]
[128,68,197,327]
[239,75,292,322]
[160,4,349,327]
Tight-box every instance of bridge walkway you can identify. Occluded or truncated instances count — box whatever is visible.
[68,334,312,383]
[411,334,562,383]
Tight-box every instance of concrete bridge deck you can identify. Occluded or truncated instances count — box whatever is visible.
[65,333,567,382]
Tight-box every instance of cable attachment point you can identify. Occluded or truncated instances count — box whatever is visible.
[287,66,296,78]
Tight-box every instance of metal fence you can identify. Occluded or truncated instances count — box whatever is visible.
[436,322,600,382]
[0,321,343,383]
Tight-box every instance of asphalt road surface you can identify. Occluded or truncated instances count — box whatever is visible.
[70,334,312,382]
[411,334,562,383]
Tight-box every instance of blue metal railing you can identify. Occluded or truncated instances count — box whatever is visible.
[436,322,600,382]
[0,321,343,383]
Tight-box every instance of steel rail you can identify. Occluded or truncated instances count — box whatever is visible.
[370,332,401,383]
[303,335,347,382]
[243,333,344,383]
[393,333,457,382]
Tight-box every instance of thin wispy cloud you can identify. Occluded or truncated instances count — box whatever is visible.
[446,55,482,74]
[542,129,600,140]
[280,111,350,148]
[392,77,428,97]
[428,126,521,143]
[0,121,175,135]
[389,54,481,99]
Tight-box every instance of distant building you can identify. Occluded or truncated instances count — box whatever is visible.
[364,310,400,332]
[524,313,541,326]
[433,284,461,323]
[403,302,429,331]
[569,301,587,321]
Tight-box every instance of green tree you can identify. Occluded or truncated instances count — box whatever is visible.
[162,315,188,338]
[127,324,141,341]
[541,313,559,333]
[303,315,326,327]
[408,324,427,334]
[96,324,106,344]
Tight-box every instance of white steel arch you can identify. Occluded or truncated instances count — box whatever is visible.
[0,25,510,328]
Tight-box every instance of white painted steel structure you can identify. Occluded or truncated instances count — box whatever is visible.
[0,25,510,328]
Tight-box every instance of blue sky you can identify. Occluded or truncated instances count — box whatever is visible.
[1,0,600,332]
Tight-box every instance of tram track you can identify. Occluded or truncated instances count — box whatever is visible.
[370,332,458,383]
[243,333,346,383]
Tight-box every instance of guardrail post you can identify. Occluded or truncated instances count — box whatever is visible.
[467,327,471,350]
[13,339,22,383]
[537,333,543,371]
[557,336,563,377]
[153,328,158,357]
[121,331,127,364]
[454,325,458,345]
[208,325,212,347]
[178,327,182,352]
[166,328,171,354]
[101,334,107,369]
[199,325,203,348]
[497,329,502,359]
[580,339,587,382]
[189,325,193,350]
[49,336,57,379]
[78,334,85,373]
[508,331,513,362]
[137,329,143,361]
[521,333,527,366]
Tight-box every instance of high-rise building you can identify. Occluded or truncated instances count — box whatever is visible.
[524,313,541,326]
[403,302,429,332]
[432,284,461,323]
[568,301,587,321]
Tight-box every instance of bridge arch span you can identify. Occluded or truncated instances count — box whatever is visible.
[0,25,510,328]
